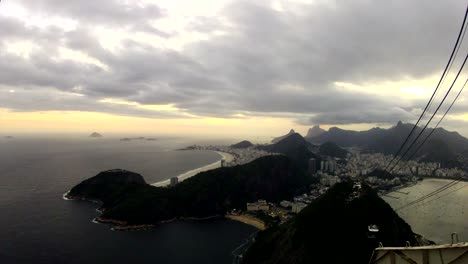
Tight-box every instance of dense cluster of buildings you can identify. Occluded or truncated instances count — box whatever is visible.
[308,157,342,188]
[170,177,178,186]
[343,152,467,180]
[308,158,337,175]
[227,146,468,231]
[244,183,332,224]
[365,176,402,189]
[194,142,467,228]
[433,167,467,178]
[246,200,269,212]
[309,151,468,191]
[342,153,394,177]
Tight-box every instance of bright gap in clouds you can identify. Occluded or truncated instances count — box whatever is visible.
[4,40,37,58]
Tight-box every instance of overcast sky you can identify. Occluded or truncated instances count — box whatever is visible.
[1,0,467,139]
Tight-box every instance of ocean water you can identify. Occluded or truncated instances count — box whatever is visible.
[0,137,256,264]
[383,179,468,244]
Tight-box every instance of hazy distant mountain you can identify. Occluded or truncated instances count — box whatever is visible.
[306,125,384,147]
[89,132,103,138]
[271,129,296,143]
[307,121,468,167]
[306,125,325,138]
[230,140,254,149]
[319,141,349,159]
[418,139,460,167]
[243,182,417,264]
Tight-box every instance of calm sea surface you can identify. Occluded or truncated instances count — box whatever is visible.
[0,137,256,264]
[383,179,468,244]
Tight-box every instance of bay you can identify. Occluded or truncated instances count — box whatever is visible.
[0,137,256,264]
[383,178,468,244]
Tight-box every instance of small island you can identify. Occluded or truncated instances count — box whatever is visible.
[89,132,103,138]
[119,137,156,142]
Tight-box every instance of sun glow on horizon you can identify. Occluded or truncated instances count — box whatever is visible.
[0,108,310,141]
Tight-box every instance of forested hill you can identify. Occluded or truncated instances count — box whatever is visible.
[66,155,312,227]
[259,133,316,169]
[319,141,349,158]
[243,182,417,264]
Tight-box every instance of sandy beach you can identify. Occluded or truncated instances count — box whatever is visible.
[226,214,266,230]
[152,151,234,187]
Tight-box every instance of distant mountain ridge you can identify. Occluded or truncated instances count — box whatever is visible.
[306,125,325,138]
[306,121,468,167]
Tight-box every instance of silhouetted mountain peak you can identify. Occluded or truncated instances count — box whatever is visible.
[369,127,383,132]
[231,140,254,149]
[271,129,297,143]
[328,126,347,132]
[392,121,414,131]
[277,132,306,145]
[260,133,314,168]
[306,125,326,138]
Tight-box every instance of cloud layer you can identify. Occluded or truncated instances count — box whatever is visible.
[0,0,467,129]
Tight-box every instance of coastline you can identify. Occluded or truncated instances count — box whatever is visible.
[152,150,234,187]
[379,181,419,196]
[94,215,224,231]
[226,214,266,230]
[94,214,263,231]
[419,176,468,182]
[380,176,467,197]
[96,217,158,231]
[63,191,103,205]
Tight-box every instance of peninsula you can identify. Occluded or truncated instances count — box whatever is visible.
[65,155,311,229]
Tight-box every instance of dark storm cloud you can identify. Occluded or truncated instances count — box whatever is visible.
[182,0,466,117]
[1,0,467,126]
[307,108,416,125]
